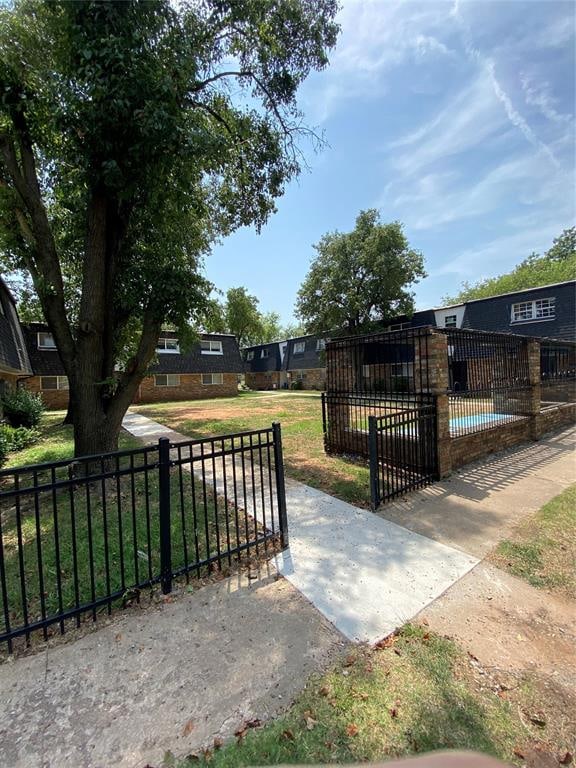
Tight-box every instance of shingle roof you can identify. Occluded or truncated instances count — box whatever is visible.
[0,279,33,375]
[23,325,244,376]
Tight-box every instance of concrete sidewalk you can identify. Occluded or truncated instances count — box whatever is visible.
[122,411,479,644]
[379,425,575,557]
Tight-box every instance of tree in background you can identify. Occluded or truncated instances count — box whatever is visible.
[205,289,292,346]
[0,0,338,455]
[296,210,426,334]
[444,227,576,304]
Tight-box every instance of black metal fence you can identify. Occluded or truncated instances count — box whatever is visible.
[368,400,438,510]
[441,328,532,436]
[0,424,287,652]
[325,327,431,396]
[540,339,576,407]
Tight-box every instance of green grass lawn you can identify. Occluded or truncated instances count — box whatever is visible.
[134,392,372,507]
[172,624,571,768]
[489,484,576,598]
[0,411,272,648]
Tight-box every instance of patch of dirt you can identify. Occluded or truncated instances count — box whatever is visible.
[419,561,576,758]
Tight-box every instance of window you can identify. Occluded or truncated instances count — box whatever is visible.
[388,322,410,331]
[316,338,326,352]
[511,297,555,323]
[154,374,180,387]
[444,315,457,328]
[38,332,56,349]
[200,339,223,354]
[293,370,307,381]
[246,350,254,361]
[41,376,69,390]
[202,373,223,385]
[156,337,180,353]
[261,348,269,358]
[293,341,305,354]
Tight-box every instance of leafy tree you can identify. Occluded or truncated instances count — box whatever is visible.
[259,311,284,343]
[296,210,426,334]
[0,0,338,455]
[444,227,576,304]
[222,287,264,348]
[281,322,306,339]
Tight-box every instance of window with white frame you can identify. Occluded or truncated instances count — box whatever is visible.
[511,297,555,323]
[293,341,305,354]
[154,374,180,387]
[444,315,457,328]
[202,373,223,385]
[388,322,410,331]
[316,338,326,351]
[41,376,69,390]
[38,332,56,349]
[261,348,269,358]
[294,370,307,381]
[200,339,223,354]
[156,337,180,353]
[246,350,254,361]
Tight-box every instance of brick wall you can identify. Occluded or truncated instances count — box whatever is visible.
[245,371,281,390]
[25,375,69,410]
[289,367,326,390]
[134,373,238,403]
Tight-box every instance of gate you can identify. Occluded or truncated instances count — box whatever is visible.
[368,399,438,510]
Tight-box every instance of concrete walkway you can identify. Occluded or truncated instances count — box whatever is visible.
[122,411,479,644]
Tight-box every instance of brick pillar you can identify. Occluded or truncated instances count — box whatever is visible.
[527,339,542,439]
[416,331,452,478]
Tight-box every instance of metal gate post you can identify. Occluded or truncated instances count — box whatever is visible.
[272,422,289,548]
[158,437,172,594]
[368,416,379,511]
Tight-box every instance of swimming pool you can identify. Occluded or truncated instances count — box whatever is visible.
[449,412,520,435]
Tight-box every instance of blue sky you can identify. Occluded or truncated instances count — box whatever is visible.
[205,0,575,324]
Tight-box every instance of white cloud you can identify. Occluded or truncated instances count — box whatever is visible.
[388,72,506,175]
[432,220,572,279]
[520,73,573,125]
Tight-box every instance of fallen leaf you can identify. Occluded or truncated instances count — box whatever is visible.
[305,716,318,731]
[346,723,359,737]
[213,737,223,750]
[364,664,373,673]
[281,729,295,741]
[393,648,402,656]
[344,654,355,667]
[374,634,396,650]
[513,747,525,759]
[182,719,195,737]
[318,685,331,697]
[201,748,212,763]
[390,707,399,719]
[245,718,262,729]
[422,632,431,642]
[559,751,573,765]
[115,633,123,642]
[329,698,338,708]
[421,618,429,626]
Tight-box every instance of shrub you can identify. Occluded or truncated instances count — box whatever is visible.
[290,380,303,390]
[0,424,40,451]
[1,388,45,428]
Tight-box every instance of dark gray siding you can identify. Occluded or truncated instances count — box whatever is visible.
[0,280,33,375]
[23,324,66,375]
[284,334,327,371]
[462,282,576,341]
[23,326,244,375]
[243,342,283,373]
[144,333,244,374]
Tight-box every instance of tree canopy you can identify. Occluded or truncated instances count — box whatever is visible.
[296,210,426,334]
[0,0,339,454]
[205,287,291,346]
[444,227,576,304]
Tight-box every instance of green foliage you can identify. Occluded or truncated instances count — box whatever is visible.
[1,388,45,428]
[205,289,293,346]
[0,0,339,451]
[444,227,576,304]
[296,210,426,333]
[0,424,39,463]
